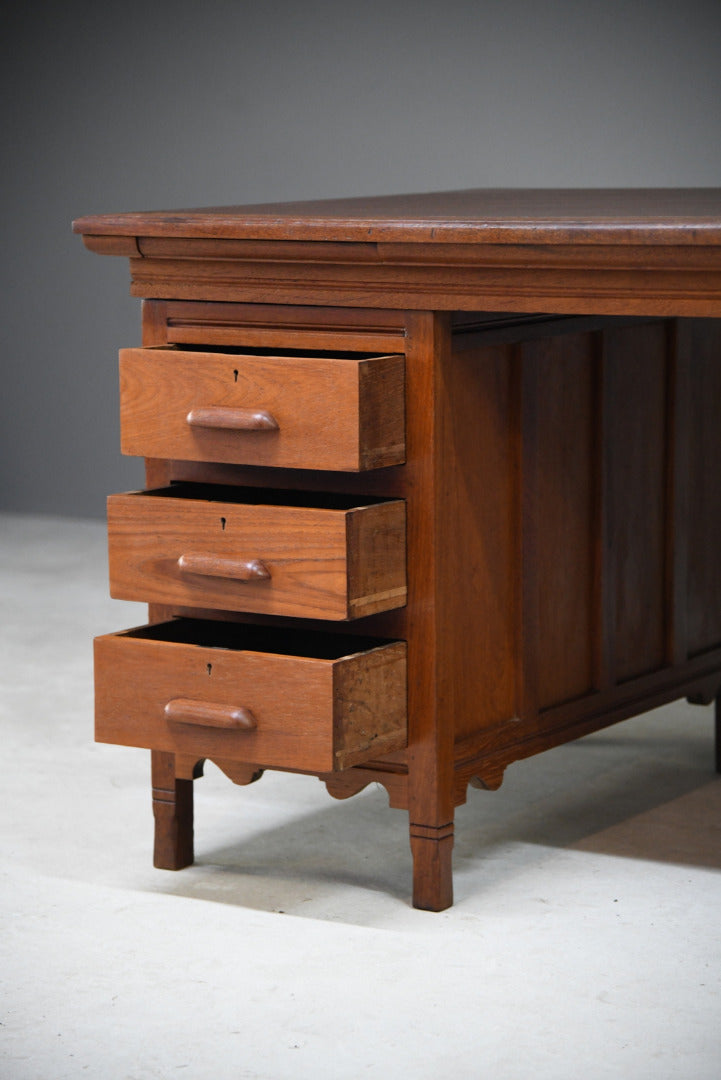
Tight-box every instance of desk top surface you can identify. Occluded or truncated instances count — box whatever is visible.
[73,188,721,247]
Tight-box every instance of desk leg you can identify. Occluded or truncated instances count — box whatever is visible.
[403,309,457,911]
[151,750,194,869]
[410,822,454,911]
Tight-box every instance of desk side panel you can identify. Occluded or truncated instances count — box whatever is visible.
[454,316,721,791]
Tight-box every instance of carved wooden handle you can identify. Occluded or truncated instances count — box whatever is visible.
[186,406,279,431]
[177,554,271,581]
[165,698,257,730]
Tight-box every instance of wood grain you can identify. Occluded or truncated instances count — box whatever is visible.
[73,188,721,245]
[119,347,405,471]
[77,191,721,909]
[121,345,407,468]
[123,252,721,317]
[95,623,407,773]
[186,405,279,431]
[605,322,668,682]
[684,320,721,656]
[156,299,408,354]
[75,190,721,316]
[525,330,597,709]
[164,698,257,730]
[151,750,194,870]
[107,486,407,620]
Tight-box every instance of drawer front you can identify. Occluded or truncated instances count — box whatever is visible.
[119,347,405,471]
[94,621,407,772]
[107,485,407,620]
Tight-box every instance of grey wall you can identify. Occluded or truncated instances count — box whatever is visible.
[3,0,720,519]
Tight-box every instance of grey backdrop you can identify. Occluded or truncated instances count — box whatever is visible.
[3,0,720,519]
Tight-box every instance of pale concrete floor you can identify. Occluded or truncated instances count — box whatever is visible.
[1,511,720,1080]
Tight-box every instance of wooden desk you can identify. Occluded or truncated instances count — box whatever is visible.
[74,189,721,910]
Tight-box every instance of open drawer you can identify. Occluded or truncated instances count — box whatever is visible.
[119,345,405,471]
[107,483,407,620]
[94,619,407,772]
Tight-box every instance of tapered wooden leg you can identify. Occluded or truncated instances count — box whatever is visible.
[151,750,194,870]
[716,695,721,775]
[410,823,454,911]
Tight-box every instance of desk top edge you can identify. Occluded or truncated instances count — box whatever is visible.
[73,188,721,247]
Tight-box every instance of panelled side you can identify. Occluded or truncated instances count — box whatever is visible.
[684,319,721,658]
[454,316,721,792]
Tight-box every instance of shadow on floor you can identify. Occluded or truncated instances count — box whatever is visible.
[145,707,721,915]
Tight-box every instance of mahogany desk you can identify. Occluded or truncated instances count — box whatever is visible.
[74,189,721,910]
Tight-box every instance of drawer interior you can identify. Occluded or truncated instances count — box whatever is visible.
[122,618,401,660]
[140,481,398,511]
[160,343,386,360]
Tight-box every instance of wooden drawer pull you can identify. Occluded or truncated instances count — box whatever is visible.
[186,406,279,431]
[165,698,257,730]
[177,554,271,581]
